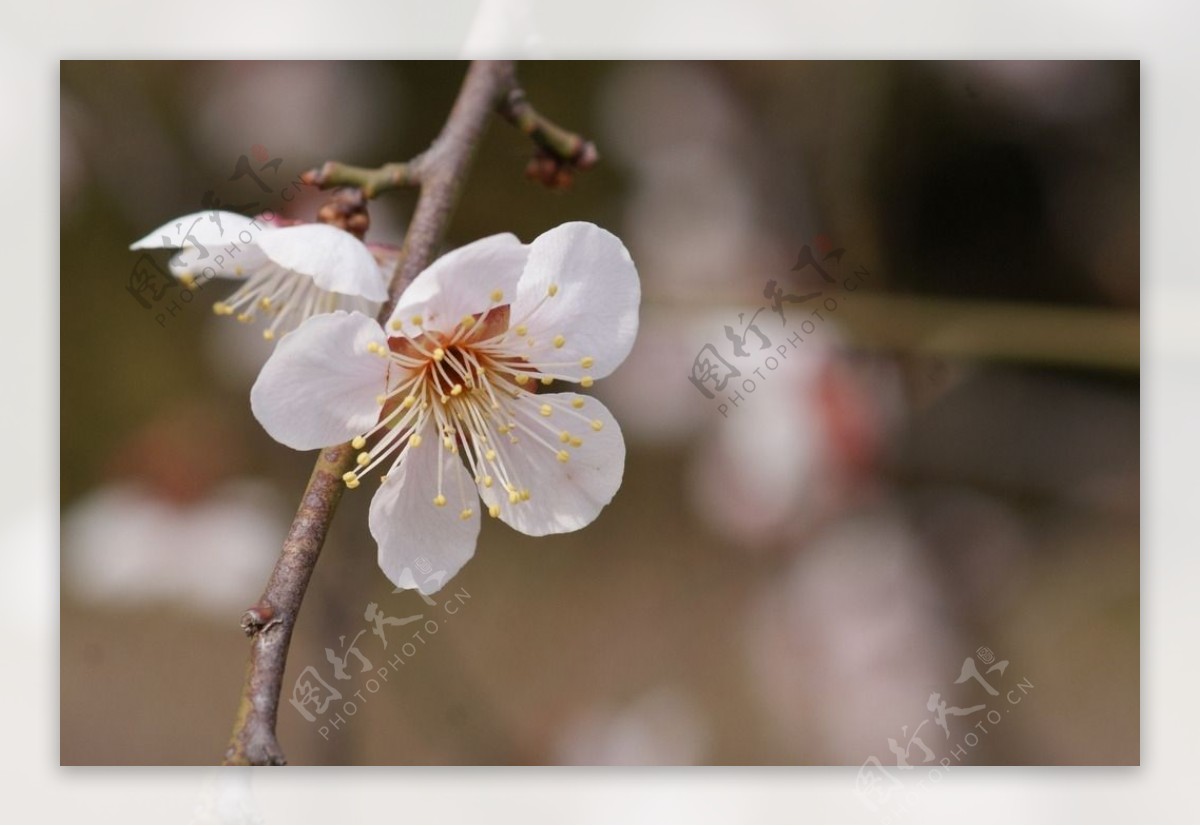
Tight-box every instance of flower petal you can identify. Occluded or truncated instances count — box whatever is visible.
[389,233,529,336]
[129,210,265,251]
[255,224,389,302]
[477,393,625,536]
[371,420,480,595]
[250,311,388,450]
[510,222,640,381]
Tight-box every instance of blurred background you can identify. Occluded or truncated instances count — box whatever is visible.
[60,60,1138,766]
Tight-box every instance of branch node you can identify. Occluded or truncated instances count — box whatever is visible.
[240,601,276,636]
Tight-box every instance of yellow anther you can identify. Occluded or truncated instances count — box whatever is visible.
[352,435,366,449]
[581,356,594,369]
[539,404,552,417]
[591,419,604,431]
[460,315,476,329]
[580,376,594,388]
[357,452,370,466]
[259,297,272,310]
[234,266,244,276]
[556,450,570,463]
[490,289,504,302]
[434,494,447,507]
[443,436,454,449]
[433,348,445,361]
[367,341,380,353]
[541,376,553,386]
[559,430,571,443]
[485,449,496,461]
[403,395,416,409]
[262,329,275,341]
[345,478,360,489]
[508,490,520,504]
[483,475,493,488]
[236,313,253,323]
[515,324,528,337]
[411,315,423,326]
[390,319,404,330]
[380,474,388,483]
[514,374,530,385]
[213,302,232,316]
[376,394,387,405]
[571,398,585,409]
[450,384,464,396]
[179,273,196,289]
[521,489,531,501]
[342,471,359,485]
[409,434,423,448]
[459,508,473,521]
[547,284,559,297]
[570,437,583,448]
[553,334,566,349]
[489,504,501,518]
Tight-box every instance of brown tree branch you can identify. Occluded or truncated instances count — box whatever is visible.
[223,59,524,766]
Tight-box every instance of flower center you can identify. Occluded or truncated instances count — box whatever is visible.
[341,285,605,521]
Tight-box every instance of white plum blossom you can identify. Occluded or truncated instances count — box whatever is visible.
[130,210,390,340]
[250,222,640,593]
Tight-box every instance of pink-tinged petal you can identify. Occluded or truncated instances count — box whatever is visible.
[255,224,389,302]
[371,419,480,595]
[130,210,265,251]
[389,233,528,336]
[510,222,640,381]
[250,311,388,450]
[476,393,625,536]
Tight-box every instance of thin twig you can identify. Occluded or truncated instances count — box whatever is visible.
[224,59,523,766]
[304,80,597,198]
[302,158,426,198]
[498,87,598,189]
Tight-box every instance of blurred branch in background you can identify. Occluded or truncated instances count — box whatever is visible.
[833,294,1138,372]
[659,293,1138,372]
[225,60,600,766]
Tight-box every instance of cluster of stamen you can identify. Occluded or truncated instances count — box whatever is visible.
[341,283,603,520]
[203,264,373,340]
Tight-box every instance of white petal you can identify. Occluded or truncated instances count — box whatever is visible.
[130,210,265,251]
[389,233,529,335]
[477,393,625,536]
[255,224,389,302]
[250,311,388,450]
[371,419,480,595]
[511,222,640,381]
